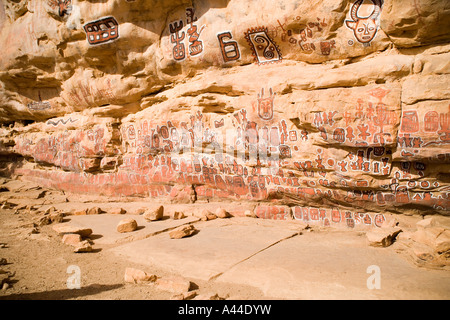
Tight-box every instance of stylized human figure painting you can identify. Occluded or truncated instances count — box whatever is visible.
[257,88,275,121]
[345,0,383,45]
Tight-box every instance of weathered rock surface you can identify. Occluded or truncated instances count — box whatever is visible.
[216,208,231,219]
[408,217,450,267]
[116,218,138,233]
[52,224,93,237]
[244,210,257,218]
[143,206,164,221]
[61,233,82,246]
[412,226,450,254]
[109,207,126,215]
[0,0,449,225]
[172,211,186,220]
[156,276,192,293]
[87,207,102,215]
[366,227,402,247]
[124,267,157,284]
[35,211,64,226]
[169,224,197,239]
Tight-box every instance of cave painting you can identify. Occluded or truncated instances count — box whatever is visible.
[48,0,71,17]
[244,27,282,65]
[293,206,385,228]
[83,16,119,45]
[18,100,449,214]
[256,88,275,121]
[27,101,51,111]
[169,7,205,61]
[217,31,241,62]
[345,0,383,45]
[15,125,108,172]
[268,17,335,56]
[398,104,450,158]
[169,20,186,61]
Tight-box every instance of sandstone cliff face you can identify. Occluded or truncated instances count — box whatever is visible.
[0,0,449,224]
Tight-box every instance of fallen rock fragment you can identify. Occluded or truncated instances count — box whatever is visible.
[117,218,138,233]
[412,242,436,262]
[37,211,65,226]
[87,207,102,215]
[50,211,65,224]
[62,233,82,246]
[109,207,126,215]
[412,227,448,252]
[172,211,186,220]
[44,206,57,215]
[170,291,198,300]
[143,205,164,221]
[72,209,88,216]
[35,215,52,226]
[206,212,217,221]
[156,276,192,293]
[215,208,231,219]
[198,209,216,221]
[411,218,450,258]
[134,208,146,215]
[53,224,93,237]
[244,210,257,218]
[435,230,450,254]
[366,227,402,247]
[124,267,157,284]
[169,224,197,239]
[73,240,93,253]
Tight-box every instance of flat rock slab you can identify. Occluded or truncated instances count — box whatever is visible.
[62,214,199,245]
[215,230,450,300]
[109,218,304,281]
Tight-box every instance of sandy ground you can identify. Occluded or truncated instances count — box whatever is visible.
[0,178,449,300]
[0,177,281,300]
[0,207,272,300]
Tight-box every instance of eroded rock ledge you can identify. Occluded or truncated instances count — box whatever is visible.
[0,0,449,225]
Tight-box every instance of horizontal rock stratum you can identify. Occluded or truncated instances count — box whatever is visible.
[0,0,449,226]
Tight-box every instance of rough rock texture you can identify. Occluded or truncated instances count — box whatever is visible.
[116,218,138,233]
[156,276,192,293]
[61,233,82,246]
[143,205,164,221]
[0,0,449,226]
[366,226,402,247]
[52,224,92,237]
[169,224,197,239]
[124,267,157,283]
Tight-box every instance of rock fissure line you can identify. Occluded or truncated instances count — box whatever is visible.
[208,231,303,281]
